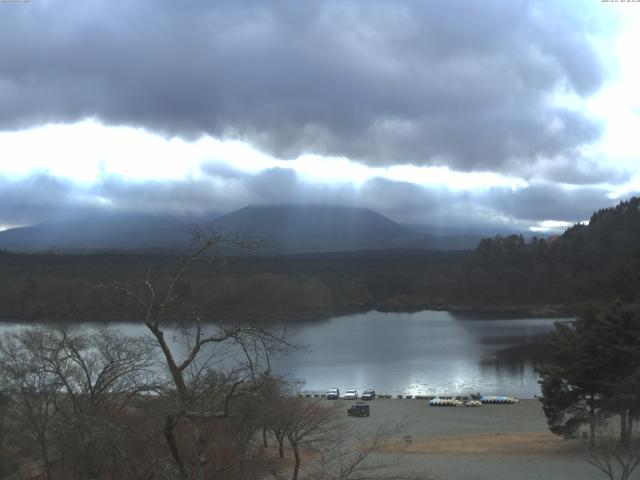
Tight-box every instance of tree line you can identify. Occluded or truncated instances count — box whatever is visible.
[0,248,464,323]
[453,197,640,310]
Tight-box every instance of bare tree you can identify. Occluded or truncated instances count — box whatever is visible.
[43,326,160,478]
[38,326,158,414]
[259,378,298,458]
[0,325,165,480]
[0,391,18,478]
[0,329,63,480]
[281,398,339,480]
[95,228,291,480]
[262,395,425,480]
[303,419,424,480]
[586,424,640,480]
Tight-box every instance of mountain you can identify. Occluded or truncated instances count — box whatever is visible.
[212,205,410,252]
[0,205,485,253]
[212,205,491,252]
[0,212,217,252]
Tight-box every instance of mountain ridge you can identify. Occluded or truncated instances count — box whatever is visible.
[0,205,485,253]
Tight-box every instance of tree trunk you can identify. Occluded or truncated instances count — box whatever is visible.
[589,393,596,447]
[263,425,268,448]
[146,323,188,396]
[291,445,300,480]
[628,415,634,441]
[621,410,628,445]
[278,437,284,459]
[164,416,188,480]
[39,436,52,480]
[193,422,208,480]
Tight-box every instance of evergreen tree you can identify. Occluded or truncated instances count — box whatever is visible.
[593,302,640,444]
[538,301,640,445]
[537,313,606,445]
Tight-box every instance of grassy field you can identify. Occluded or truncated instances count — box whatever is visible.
[328,398,605,480]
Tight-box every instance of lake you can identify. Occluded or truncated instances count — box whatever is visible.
[270,310,568,399]
[0,310,569,399]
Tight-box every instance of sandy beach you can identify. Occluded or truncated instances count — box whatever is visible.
[328,398,605,480]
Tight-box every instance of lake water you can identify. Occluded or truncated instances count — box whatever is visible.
[0,310,568,399]
[270,310,568,399]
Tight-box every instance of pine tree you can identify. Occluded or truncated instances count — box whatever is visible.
[537,313,606,445]
[537,302,640,445]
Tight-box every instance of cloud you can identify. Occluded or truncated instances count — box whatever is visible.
[482,183,615,222]
[0,174,82,225]
[0,0,607,175]
[521,157,631,185]
[0,168,625,235]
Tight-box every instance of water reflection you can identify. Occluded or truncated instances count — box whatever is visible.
[269,311,570,398]
[0,311,570,398]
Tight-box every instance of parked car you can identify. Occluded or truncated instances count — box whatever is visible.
[347,402,370,417]
[326,388,340,400]
[343,389,358,400]
[361,389,376,400]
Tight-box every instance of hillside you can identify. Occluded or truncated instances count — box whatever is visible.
[213,205,411,252]
[452,196,640,310]
[0,213,212,252]
[0,205,483,253]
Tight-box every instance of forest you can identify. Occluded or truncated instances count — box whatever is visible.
[0,249,464,322]
[2,197,640,323]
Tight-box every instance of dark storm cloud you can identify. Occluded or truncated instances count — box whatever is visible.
[0,0,606,174]
[0,174,81,225]
[521,158,631,186]
[352,178,613,229]
[482,184,615,222]
[89,176,249,215]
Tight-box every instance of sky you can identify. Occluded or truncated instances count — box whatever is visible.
[1,0,639,234]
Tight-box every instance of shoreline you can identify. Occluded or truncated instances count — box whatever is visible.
[0,303,578,324]
[301,393,540,401]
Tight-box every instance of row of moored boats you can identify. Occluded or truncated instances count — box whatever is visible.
[428,395,519,407]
